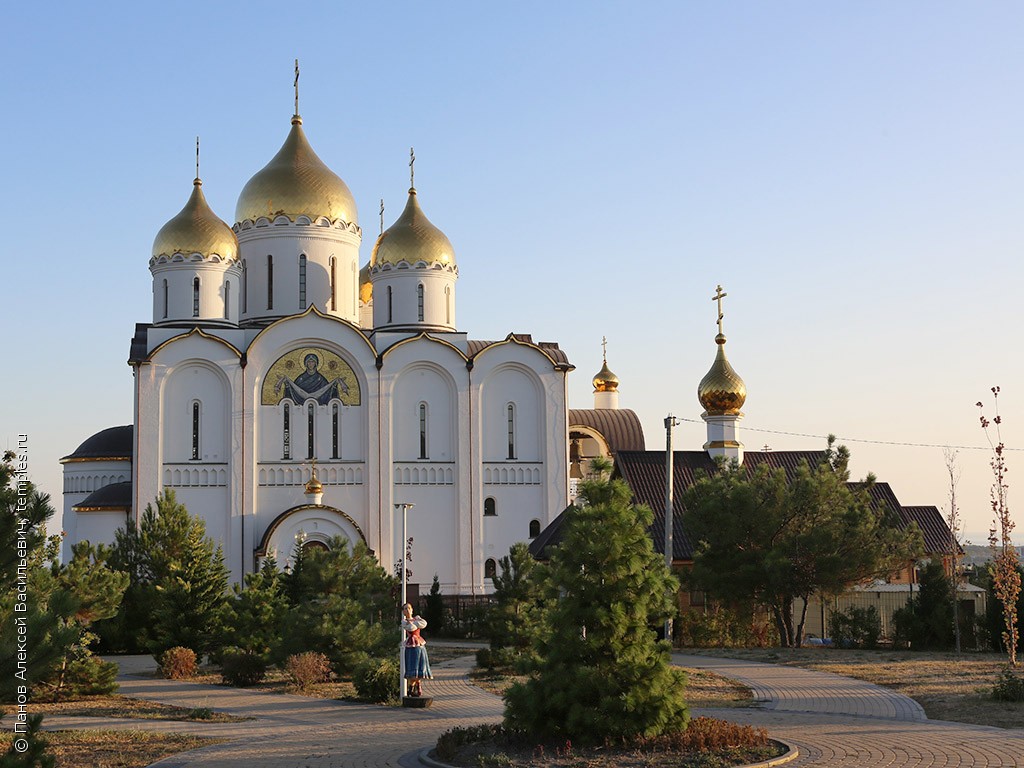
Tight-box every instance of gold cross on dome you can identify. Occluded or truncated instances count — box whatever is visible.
[379,198,385,235]
[294,59,300,115]
[409,147,416,189]
[601,335,608,363]
[712,284,728,335]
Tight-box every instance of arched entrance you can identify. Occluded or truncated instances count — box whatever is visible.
[255,504,366,570]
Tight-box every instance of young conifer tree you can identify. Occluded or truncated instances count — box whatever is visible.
[504,460,688,742]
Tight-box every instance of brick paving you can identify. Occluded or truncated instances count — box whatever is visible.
[36,651,1024,767]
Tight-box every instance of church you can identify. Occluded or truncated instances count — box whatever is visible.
[59,94,645,595]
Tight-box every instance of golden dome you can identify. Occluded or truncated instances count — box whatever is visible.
[592,360,619,392]
[697,334,746,415]
[358,262,372,304]
[153,179,237,260]
[235,116,357,225]
[304,468,323,496]
[370,188,455,268]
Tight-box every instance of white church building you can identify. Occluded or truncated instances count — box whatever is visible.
[60,101,646,595]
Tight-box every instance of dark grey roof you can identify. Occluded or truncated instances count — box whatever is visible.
[569,409,646,452]
[466,334,571,367]
[61,426,133,462]
[901,506,958,554]
[72,481,132,511]
[531,450,951,562]
[129,323,151,364]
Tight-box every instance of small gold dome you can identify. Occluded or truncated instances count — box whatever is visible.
[235,116,357,225]
[358,262,373,304]
[592,361,619,392]
[370,188,455,268]
[697,334,746,415]
[153,179,237,260]
[304,468,323,496]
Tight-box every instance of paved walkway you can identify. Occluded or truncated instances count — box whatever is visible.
[37,651,1024,767]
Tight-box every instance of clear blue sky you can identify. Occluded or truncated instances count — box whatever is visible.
[1,2,1020,543]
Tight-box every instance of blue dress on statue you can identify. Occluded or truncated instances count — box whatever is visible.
[402,617,432,680]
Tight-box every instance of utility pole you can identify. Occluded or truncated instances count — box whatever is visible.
[664,414,679,644]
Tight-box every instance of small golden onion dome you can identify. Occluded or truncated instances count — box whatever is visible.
[153,179,238,260]
[235,116,357,225]
[592,360,619,392]
[304,469,323,496]
[697,333,747,415]
[370,188,455,268]
[358,262,373,304]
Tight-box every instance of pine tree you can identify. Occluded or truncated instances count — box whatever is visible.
[483,542,545,669]
[218,560,290,665]
[423,574,446,636]
[504,468,689,742]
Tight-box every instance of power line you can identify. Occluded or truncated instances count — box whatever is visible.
[675,417,1020,451]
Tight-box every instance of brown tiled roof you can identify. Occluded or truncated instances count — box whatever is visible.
[531,450,951,562]
[900,506,957,555]
[569,409,646,452]
[466,336,571,366]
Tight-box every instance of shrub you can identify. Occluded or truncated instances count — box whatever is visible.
[677,604,777,648]
[435,724,510,761]
[159,647,198,680]
[475,646,518,671]
[58,656,119,698]
[353,657,398,703]
[827,606,881,649]
[219,648,268,687]
[993,667,1024,702]
[285,652,332,691]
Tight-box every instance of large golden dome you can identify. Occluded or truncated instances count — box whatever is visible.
[697,334,746,415]
[370,188,455,268]
[153,179,237,260]
[592,360,619,392]
[235,116,357,225]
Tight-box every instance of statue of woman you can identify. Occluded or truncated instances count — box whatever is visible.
[401,602,432,697]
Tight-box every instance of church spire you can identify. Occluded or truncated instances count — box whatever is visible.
[698,285,746,463]
[592,336,620,409]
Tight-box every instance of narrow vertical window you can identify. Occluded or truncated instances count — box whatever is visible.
[162,279,168,319]
[191,402,200,460]
[299,254,307,308]
[307,402,315,459]
[387,285,393,323]
[529,519,541,538]
[224,281,230,319]
[506,403,516,459]
[485,558,497,580]
[445,285,451,324]
[418,402,428,459]
[332,402,340,458]
[242,260,247,313]
[267,255,274,310]
[192,277,200,317]
[417,283,424,321]
[484,497,496,516]
[329,257,336,310]
[282,405,291,459]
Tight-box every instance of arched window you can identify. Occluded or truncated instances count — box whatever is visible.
[506,403,517,460]
[484,497,497,517]
[529,519,541,538]
[242,260,247,313]
[387,285,393,323]
[485,558,497,580]
[224,281,230,319]
[267,255,274,310]
[417,283,424,321]
[307,402,315,459]
[191,402,200,460]
[299,254,307,308]
[332,402,340,458]
[162,279,168,319]
[282,404,291,459]
[445,285,451,324]
[329,256,336,311]
[418,402,428,459]
[192,277,200,317]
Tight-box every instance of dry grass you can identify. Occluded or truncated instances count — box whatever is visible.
[688,647,1024,729]
[0,695,246,722]
[469,668,752,709]
[0,729,224,768]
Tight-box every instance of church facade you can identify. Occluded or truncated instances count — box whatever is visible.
[60,106,611,594]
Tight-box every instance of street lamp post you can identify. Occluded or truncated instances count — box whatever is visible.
[394,502,414,700]
[664,415,679,645]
